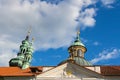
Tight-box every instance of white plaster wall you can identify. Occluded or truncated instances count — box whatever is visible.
[43,67,55,72]
[85,66,101,73]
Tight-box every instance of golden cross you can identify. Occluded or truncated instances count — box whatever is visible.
[77,27,80,35]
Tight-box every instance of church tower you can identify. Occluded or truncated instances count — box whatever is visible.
[68,31,86,59]
[59,29,92,66]
[22,37,34,69]
[9,29,34,69]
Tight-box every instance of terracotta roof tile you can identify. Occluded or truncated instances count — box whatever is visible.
[101,66,120,76]
[0,66,43,77]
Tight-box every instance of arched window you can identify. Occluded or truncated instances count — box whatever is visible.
[77,49,82,57]
[23,49,26,54]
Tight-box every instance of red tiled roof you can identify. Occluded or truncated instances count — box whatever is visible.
[101,66,120,76]
[1,66,120,77]
[0,66,43,77]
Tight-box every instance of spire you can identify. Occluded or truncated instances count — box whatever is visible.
[25,26,32,40]
[9,27,34,69]
[76,29,80,41]
[22,34,34,69]
[71,28,85,47]
[31,37,34,44]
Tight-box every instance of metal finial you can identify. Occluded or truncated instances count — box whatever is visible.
[77,27,80,35]
[25,26,32,40]
[32,37,34,42]
[77,31,80,35]
[27,26,32,36]
[76,27,80,40]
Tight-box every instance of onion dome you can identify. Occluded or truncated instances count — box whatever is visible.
[22,38,34,69]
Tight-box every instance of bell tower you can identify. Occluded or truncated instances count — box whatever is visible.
[9,28,34,69]
[58,28,92,66]
[68,31,87,59]
[22,38,34,69]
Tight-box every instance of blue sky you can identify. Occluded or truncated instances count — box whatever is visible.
[32,0,120,66]
[0,0,120,66]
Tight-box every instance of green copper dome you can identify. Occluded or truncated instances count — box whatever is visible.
[72,39,85,47]
[71,32,85,47]
[73,57,92,66]
[9,57,23,67]
[9,53,25,67]
[58,57,92,66]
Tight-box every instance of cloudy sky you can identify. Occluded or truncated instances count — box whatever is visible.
[0,0,120,66]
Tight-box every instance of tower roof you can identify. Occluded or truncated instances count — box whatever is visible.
[71,31,85,47]
[73,57,92,66]
[58,57,92,66]
[9,28,34,69]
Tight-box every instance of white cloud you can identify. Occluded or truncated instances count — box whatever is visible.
[90,49,120,64]
[101,0,116,8]
[0,0,116,66]
[0,0,96,50]
[78,8,96,28]
[0,35,18,66]
[0,0,97,66]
